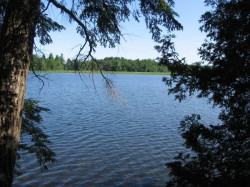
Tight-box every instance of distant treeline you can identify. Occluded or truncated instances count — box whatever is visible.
[32,54,168,72]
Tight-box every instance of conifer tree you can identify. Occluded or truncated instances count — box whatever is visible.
[156,0,250,186]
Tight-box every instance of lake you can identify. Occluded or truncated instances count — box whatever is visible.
[14,73,219,186]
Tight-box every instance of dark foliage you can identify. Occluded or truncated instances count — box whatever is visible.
[0,0,7,23]
[17,99,56,172]
[156,0,250,186]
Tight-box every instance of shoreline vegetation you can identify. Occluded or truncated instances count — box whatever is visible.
[31,70,170,75]
[32,54,169,75]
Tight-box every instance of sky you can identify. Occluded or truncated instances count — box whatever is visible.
[37,1,209,63]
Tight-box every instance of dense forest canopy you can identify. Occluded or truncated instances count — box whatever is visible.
[32,54,168,72]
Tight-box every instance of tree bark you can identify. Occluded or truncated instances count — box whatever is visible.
[0,0,40,186]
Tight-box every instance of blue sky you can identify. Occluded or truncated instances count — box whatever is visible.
[37,0,209,63]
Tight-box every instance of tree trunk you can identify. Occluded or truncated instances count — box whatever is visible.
[0,0,40,186]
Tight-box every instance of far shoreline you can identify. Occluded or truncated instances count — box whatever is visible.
[30,70,170,75]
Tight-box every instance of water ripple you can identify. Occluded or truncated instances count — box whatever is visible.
[14,74,219,186]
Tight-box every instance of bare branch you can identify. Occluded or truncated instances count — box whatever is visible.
[30,64,49,93]
[41,1,51,14]
[89,55,115,93]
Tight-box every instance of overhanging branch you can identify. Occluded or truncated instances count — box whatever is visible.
[49,0,93,53]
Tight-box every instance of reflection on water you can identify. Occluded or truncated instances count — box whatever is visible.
[14,74,219,186]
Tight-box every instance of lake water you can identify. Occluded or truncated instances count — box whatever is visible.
[14,73,219,187]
